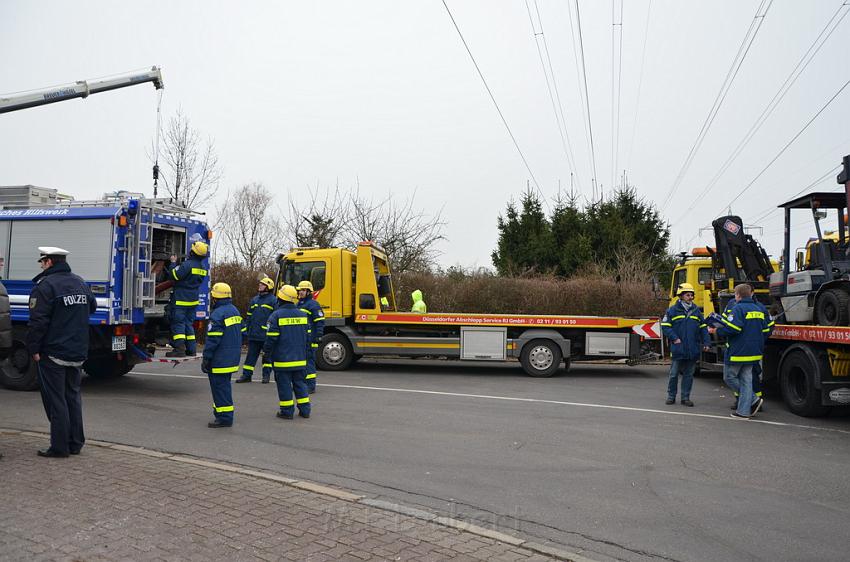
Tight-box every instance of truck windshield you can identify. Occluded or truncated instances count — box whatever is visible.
[282,260,326,290]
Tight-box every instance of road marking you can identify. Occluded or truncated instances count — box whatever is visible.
[131,371,850,435]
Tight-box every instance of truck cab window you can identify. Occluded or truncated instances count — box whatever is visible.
[284,261,326,290]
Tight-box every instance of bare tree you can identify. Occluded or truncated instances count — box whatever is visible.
[282,182,348,248]
[340,187,447,273]
[283,181,446,274]
[215,182,281,270]
[156,108,222,209]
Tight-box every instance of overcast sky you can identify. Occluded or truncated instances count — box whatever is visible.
[2,1,849,268]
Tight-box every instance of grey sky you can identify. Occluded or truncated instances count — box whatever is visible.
[2,1,849,268]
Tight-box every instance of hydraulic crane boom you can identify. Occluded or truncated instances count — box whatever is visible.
[0,66,163,114]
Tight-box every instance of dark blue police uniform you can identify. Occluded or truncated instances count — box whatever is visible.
[27,260,96,456]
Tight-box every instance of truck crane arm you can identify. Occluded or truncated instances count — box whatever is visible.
[0,66,163,114]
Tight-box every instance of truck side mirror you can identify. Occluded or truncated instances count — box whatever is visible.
[795,249,805,271]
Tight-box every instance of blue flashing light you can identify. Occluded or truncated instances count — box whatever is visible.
[128,199,139,216]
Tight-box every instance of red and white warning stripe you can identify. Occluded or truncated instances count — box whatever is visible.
[632,321,661,339]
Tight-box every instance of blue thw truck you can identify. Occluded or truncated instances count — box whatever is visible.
[0,189,211,389]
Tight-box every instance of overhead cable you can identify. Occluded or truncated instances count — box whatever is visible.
[441,0,543,195]
[721,77,850,211]
[660,0,774,210]
[524,0,581,191]
[611,0,624,189]
[626,0,652,170]
[672,0,850,226]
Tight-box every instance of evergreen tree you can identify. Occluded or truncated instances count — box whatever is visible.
[491,190,555,275]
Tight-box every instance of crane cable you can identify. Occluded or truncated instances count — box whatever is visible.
[153,88,163,198]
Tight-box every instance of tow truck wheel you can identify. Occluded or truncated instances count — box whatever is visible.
[317,333,354,371]
[779,347,829,417]
[520,339,562,377]
[0,340,39,391]
[814,288,850,326]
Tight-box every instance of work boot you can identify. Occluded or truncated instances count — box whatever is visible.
[166,341,186,358]
[235,376,252,383]
[681,399,694,407]
[261,376,270,384]
[276,412,293,420]
[665,398,675,405]
[207,420,232,428]
[298,410,310,419]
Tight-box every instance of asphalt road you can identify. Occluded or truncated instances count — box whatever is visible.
[3,357,849,562]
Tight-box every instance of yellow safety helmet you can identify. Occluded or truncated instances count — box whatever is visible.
[210,282,232,299]
[296,280,314,292]
[259,277,274,290]
[191,240,209,257]
[676,282,696,296]
[277,284,299,303]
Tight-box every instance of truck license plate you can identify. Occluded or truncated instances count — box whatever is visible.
[112,336,127,351]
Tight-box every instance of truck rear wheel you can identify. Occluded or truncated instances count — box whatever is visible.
[317,333,354,371]
[815,288,850,326]
[779,348,829,417]
[0,340,38,391]
[520,339,562,377]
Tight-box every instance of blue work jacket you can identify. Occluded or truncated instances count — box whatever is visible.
[168,253,207,307]
[717,297,773,364]
[263,302,310,370]
[298,295,325,347]
[242,292,276,341]
[661,300,710,361]
[203,298,242,374]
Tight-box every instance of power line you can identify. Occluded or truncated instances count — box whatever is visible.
[749,165,842,226]
[569,0,599,198]
[660,0,774,210]
[721,77,850,211]
[611,0,624,189]
[671,0,850,226]
[626,0,651,171]
[524,0,581,191]
[441,0,543,196]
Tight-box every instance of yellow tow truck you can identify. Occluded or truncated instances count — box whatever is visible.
[275,242,657,377]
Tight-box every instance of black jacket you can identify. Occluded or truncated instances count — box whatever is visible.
[26,262,96,361]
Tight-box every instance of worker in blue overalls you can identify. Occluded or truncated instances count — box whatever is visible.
[661,283,711,407]
[236,277,276,384]
[264,285,311,419]
[297,280,324,394]
[166,240,208,357]
[721,295,774,412]
[202,282,242,428]
[711,283,773,419]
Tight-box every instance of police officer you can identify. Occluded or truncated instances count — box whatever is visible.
[236,277,276,384]
[710,283,773,419]
[661,283,710,407]
[202,282,242,428]
[27,247,96,457]
[297,280,324,393]
[264,285,311,419]
[166,240,209,357]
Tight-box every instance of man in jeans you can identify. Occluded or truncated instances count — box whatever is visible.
[661,283,710,407]
[710,283,772,419]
